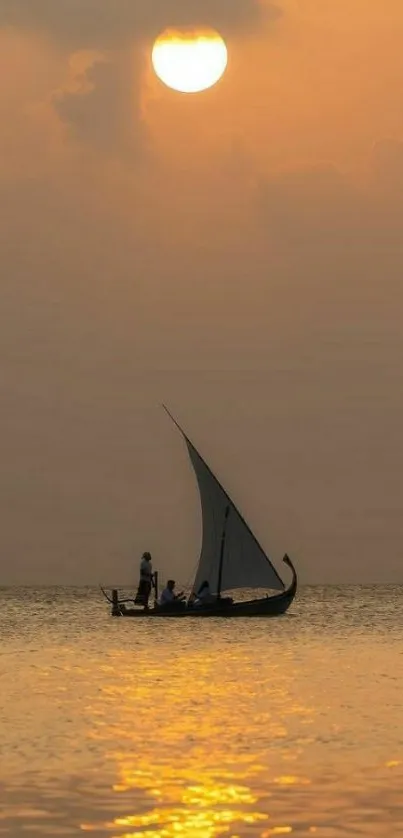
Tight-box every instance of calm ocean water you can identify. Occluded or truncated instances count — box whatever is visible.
[0,585,402,837]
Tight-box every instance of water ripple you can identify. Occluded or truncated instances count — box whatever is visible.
[0,586,402,836]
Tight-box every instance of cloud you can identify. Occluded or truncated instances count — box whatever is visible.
[53,53,148,157]
[0,2,283,156]
[0,0,282,47]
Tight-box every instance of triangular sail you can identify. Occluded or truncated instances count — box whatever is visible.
[164,408,285,594]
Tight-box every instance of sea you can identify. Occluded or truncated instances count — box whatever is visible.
[0,585,402,837]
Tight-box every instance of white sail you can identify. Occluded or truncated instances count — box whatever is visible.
[164,408,285,595]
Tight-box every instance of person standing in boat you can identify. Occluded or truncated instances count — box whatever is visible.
[135,551,154,609]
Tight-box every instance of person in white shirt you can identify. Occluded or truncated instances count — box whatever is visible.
[140,552,153,582]
[135,551,154,609]
[194,580,215,607]
[160,579,185,607]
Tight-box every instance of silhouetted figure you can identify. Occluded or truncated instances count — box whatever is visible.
[159,579,186,608]
[135,551,154,609]
[194,580,215,606]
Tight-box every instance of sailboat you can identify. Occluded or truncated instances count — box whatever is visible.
[102,407,297,618]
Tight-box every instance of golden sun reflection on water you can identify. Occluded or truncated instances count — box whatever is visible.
[104,762,271,837]
[79,656,305,835]
[2,588,403,837]
[77,628,403,837]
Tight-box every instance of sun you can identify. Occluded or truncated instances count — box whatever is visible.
[151,27,228,94]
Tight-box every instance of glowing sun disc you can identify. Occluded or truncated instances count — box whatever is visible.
[152,28,228,94]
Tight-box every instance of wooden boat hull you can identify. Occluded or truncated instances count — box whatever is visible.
[104,555,297,619]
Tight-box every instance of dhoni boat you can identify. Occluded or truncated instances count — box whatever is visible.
[102,407,297,618]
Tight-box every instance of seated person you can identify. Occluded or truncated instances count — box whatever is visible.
[194,580,215,606]
[159,579,186,607]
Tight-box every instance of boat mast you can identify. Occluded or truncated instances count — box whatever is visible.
[217,505,230,599]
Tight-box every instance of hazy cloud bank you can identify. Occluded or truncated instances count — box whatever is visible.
[0,0,281,46]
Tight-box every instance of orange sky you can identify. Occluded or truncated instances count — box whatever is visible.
[1,1,402,584]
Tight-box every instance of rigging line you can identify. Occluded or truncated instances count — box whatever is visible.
[184,558,199,590]
[206,465,219,590]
